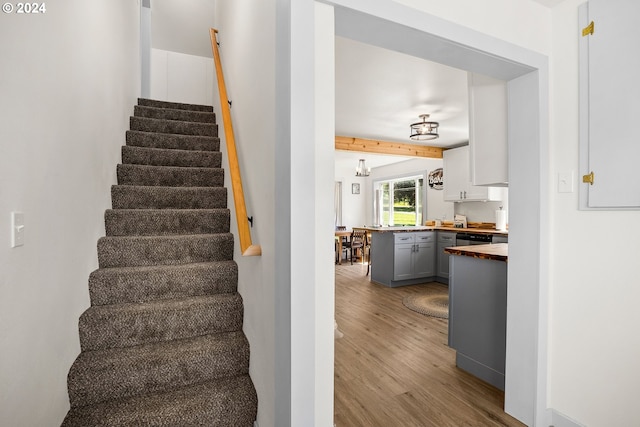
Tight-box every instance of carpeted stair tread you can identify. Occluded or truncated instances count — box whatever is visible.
[64,98,256,424]
[88,261,238,306]
[111,185,227,209]
[117,163,224,187]
[79,293,244,351]
[105,209,230,236]
[97,234,234,268]
[126,130,220,152]
[137,98,214,113]
[130,116,217,137]
[67,331,250,408]
[134,105,216,124]
[121,145,222,168]
[61,374,257,427]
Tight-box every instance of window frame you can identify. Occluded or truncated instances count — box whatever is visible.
[372,172,427,226]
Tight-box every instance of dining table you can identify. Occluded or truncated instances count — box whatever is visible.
[335,229,352,265]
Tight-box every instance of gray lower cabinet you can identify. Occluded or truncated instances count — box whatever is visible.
[436,232,457,283]
[448,254,507,390]
[371,231,435,287]
[392,232,435,281]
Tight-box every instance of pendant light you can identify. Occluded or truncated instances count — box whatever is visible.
[410,114,439,141]
[355,159,370,177]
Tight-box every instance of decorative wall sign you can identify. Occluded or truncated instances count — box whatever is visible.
[352,183,360,194]
[428,168,443,190]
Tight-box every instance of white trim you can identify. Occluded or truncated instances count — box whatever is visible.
[311,1,549,425]
[549,409,586,427]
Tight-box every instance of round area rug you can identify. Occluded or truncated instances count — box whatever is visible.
[402,290,449,319]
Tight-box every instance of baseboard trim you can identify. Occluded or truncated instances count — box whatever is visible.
[549,409,585,427]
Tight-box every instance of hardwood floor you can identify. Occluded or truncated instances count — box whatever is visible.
[334,262,524,427]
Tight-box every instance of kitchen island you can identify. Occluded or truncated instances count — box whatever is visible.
[356,226,437,287]
[354,226,506,287]
[445,243,507,390]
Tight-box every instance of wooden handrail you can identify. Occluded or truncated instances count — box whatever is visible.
[210,28,261,256]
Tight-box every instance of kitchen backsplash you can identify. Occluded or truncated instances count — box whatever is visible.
[453,189,509,224]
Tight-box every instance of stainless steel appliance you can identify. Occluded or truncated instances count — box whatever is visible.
[455,232,493,246]
[491,234,508,244]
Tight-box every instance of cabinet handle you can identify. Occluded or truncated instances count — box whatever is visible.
[459,191,462,199]
[463,191,467,199]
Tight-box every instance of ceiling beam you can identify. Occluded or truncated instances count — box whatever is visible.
[335,136,443,159]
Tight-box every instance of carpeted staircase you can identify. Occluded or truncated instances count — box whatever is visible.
[62,98,257,426]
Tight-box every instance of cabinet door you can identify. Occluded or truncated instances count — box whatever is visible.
[437,232,456,278]
[444,146,502,202]
[393,244,415,281]
[468,73,508,186]
[413,242,436,278]
[580,0,640,208]
[443,147,466,201]
[437,243,450,278]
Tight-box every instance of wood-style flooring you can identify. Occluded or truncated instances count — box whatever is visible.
[334,261,525,427]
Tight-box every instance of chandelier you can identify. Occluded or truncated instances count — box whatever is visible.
[410,114,439,141]
[355,159,370,177]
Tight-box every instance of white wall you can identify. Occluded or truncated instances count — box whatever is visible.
[150,48,214,105]
[214,1,278,426]
[335,158,453,228]
[152,0,216,58]
[334,163,368,228]
[216,0,640,426]
[366,158,454,224]
[0,1,140,425]
[548,2,640,426]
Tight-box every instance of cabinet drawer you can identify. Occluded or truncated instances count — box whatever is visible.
[394,233,415,244]
[437,232,457,244]
[414,232,434,243]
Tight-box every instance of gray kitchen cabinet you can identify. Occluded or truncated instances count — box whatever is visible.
[392,232,435,281]
[393,240,414,281]
[436,231,457,282]
[448,253,507,390]
[370,231,436,287]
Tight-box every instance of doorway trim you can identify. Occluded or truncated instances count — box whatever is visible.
[320,2,549,426]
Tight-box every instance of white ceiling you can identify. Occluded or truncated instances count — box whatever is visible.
[335,36,470,149]
[532,0,566,7]
[334,36,471,169]
[333,0,565,169]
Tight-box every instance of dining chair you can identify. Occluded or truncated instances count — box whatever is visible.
[365,232,372,275]
[336,226,348,263]
[348,230,366,265]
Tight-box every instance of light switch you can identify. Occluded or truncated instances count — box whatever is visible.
[11,212,24,248]
[558,172,574,193]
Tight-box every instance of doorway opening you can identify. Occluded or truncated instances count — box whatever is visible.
[323,4,548,426]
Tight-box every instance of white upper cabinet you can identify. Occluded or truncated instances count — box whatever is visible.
[443,146,503,202]
[580,0,640,208]
[468,73,508,187]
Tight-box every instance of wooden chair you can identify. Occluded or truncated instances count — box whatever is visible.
[347,230,366,264]
[336,226,348,263]
[365,232,372,275]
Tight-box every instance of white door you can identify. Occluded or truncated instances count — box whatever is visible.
[582,0,640,208]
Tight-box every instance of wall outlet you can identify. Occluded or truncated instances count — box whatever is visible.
[11,211,24,248]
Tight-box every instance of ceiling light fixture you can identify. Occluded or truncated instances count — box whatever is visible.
[410,114,439,141]
[355,159,370,177]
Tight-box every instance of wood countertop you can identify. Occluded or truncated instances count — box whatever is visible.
[353,226,508,236]
[444,243,508,262]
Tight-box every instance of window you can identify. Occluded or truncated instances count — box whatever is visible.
[375,175,424,226]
